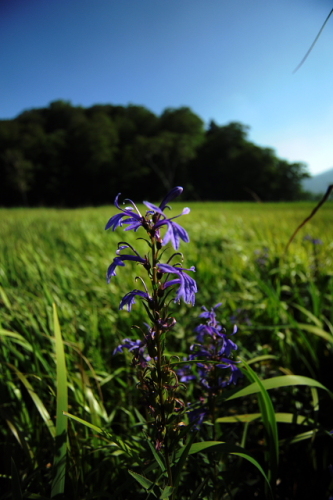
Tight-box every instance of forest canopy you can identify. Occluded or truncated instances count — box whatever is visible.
[0,100,309,206]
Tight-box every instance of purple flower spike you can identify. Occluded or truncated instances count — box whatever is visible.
[158,263,197,305]
[119,289,152,312]
[185,304,242,392]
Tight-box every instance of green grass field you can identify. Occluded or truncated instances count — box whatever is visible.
[1,202,332,499]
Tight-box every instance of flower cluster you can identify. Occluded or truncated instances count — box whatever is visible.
[105,188,197,310]
[105,186,190,250]
[189,303,241,391]
[180,303,242,428]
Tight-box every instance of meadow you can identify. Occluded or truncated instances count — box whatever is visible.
[0,201,332,499]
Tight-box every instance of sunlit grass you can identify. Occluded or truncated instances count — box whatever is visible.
[0,202,332,498]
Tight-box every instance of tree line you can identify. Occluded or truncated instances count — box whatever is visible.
[0,100,309,206]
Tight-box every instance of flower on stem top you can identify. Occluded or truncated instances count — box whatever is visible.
[105,187,190,250]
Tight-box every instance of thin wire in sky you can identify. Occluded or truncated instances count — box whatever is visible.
[293,8,333,73]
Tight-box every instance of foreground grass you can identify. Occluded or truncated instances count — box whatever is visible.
[0,202,332,499]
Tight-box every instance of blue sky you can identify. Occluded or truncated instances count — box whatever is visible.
[1,0,333,175]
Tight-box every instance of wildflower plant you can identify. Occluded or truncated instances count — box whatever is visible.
[104,187,317,499]
[105,187,197,490]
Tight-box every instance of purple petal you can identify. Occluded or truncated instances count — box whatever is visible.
[158,263,194,275]
[159,263,197,305]
[106,257,125,282]
[160,220,190,250]
[105,194,143,232]
[143,200,165,217]
[163,278,181,289]
[105,213,127,231]
[106,254,147,283]
[119,290,151,312]
[159,186,183,210]
[175,272,197,305]
[113,193,122,210]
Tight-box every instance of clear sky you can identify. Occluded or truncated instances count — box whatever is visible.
[1,0,333,175]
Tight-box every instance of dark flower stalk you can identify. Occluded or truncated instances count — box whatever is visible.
[106,187,196,491]
[179,304,242,500]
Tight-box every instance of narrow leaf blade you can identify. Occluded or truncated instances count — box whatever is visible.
[51,303,68,498]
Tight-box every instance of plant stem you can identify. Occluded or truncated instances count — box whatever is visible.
[151,241,173,489]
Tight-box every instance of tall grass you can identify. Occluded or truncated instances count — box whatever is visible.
[0,202,332,499]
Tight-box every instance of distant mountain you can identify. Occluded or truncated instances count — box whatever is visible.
[302,167,333,194]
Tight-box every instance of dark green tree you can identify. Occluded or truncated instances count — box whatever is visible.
[0,104,309,206]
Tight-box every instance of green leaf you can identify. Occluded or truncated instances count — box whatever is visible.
[0,328,33,352]
[240,360,278,490]
[247,355,278,365]
[0,329,28,342]
[187,441,271,493]
[8,364,56,438]
[172,433,196,489]
[280,429,317,444]
[188,476,209,500]
[296,323,333,344]
[128,470,156,495]
[51,303,68,498]
[63,411,116,441]
[0,285,11,309]
[6,419,34,465]
[188,440,227,454]
[160,486,174,498]
[11,457,22,500]
[147,440,166,473]
[290,304,324,328]
[226,374,331,401]
[230,452,270,484]
[63,411,102,432]
[216,413,261,423]
[216,412,313,425]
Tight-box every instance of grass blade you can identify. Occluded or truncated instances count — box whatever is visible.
[216,412,314,425]
[11,457,22,500]
[240,360,278,493]
[187,440,271,494]
[8,363,56,438]
[51,303,68,498]
[128,470,156,495]
[226,374,331,401]
[147,440,166,473]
